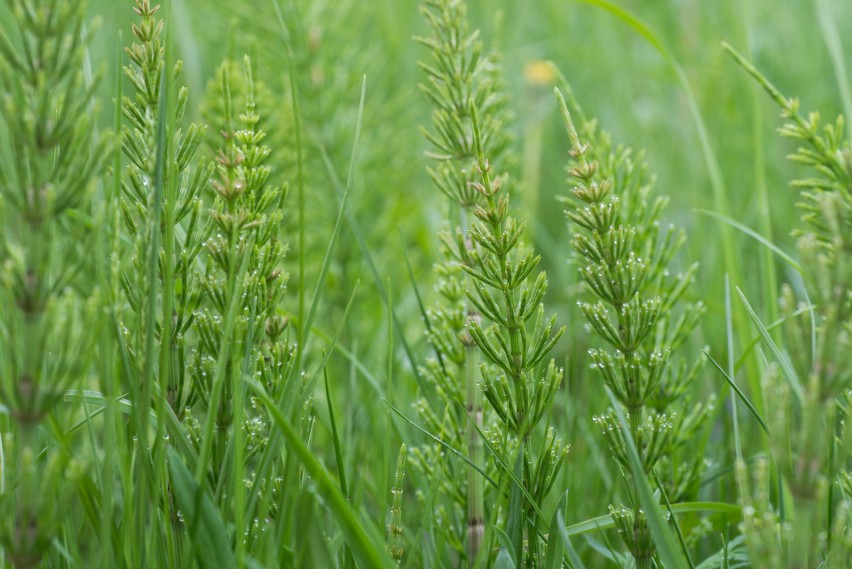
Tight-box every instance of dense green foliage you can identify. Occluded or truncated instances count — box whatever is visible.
[0,0,850,567]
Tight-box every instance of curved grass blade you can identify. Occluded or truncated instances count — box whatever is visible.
[301,283,360,405]
[577,0,740,301]
[736,287,804,401]
[544,493,566,569]
[654,471,695,568]
[696,209,802,273]
[733,305,815,373]
[494,539,516,569]
[385,400,497,488]
[300,77,367,371]
[401,232,447,376]
[813,0,852,143]
[556,509,587,569]
[562,500,742,537]
[544,491,586,569]
[323,366,356,568]
[505,448,525,566]
[315,143,431,399]
[324,367,348,498]
[694,535,749,569]
[312,327,383,394]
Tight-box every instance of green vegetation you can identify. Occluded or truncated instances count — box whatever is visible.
[0,0,849,567]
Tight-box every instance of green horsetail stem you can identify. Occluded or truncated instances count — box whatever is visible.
[388,443,408,564]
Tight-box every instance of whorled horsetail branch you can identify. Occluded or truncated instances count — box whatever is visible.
[557,88,713,568]
[194,54,290,478]
[121,0,211,415]
[449,98,567,567]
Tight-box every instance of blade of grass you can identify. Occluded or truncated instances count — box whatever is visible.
[284,35,306,378]
[577,0,742,313]
[385,401,497,488]
[543,493,566,569]
[653,470,695,568]
[322,366,356,568]
[135,41,170,565]
[193,233,256,482]
[300,283,361,406]
[728,1,782,335]
[733,304,815,373]
[297,76,366,382]
[493,532,516,569]
[400,227,446,373]
[556,510,587,569]
[98,25,124,568]
[505,447,525,566]
[562,502,742,537]
[736,287,804,401]
[247,314,353,533]
[702,350,769,435]
[381,279,394,538]
[694,535,748,569]
[324,366,349,499]
[316,143,431,399]
[311,327,383,394]
[696,209,802,273]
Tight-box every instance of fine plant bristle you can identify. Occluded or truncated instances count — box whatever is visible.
[0,0,849,567]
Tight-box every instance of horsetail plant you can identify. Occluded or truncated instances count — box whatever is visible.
[462,99,568,568]
[194,55,286,467]
[119,3,213,560]
[412,0,511,562]
[556,89,714,568]
[0,0,108,566]
[724,44,852,568]
[193,55,292,552]
[121,0,211,416]
[414,2,568,566]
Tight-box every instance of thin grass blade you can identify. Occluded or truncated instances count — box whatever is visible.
[703,350,770,435]
[736,287,804,401]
